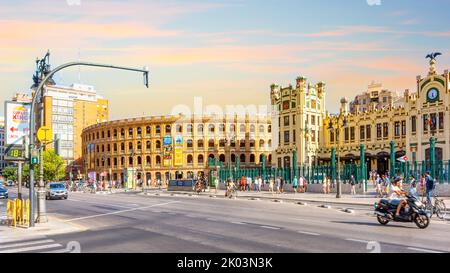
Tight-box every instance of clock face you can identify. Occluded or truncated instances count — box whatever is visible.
[427,88,439,101]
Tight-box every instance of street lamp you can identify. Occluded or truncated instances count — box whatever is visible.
[28,59,149,226]
[224,136,236,181]
[328,114,348,199]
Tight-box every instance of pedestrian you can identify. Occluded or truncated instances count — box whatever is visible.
[276,176,281,194]
[215,177,219,194]
[259,176,263,191]
[298,176,305,193]
[322,177,327,194]
[269,176,274,194]
[350,175,356,195]
[280,177,285,193]
[424,171,435,205]
[323,176,330,194]
[293,176,298,194]
[240,176,245,191]
[419,174,426,197]
[375,174,383,198]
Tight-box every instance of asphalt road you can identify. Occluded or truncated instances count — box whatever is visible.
[1,187,450,253]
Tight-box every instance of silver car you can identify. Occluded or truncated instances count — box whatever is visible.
[46,182,68,200]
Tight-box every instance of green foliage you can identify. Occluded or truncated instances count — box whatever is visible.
[21,150,66,182]
[2,166,17,181]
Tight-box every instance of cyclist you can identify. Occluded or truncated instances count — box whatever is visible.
[425,171,435,206]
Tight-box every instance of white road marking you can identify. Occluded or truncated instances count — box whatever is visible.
[407,247,444,253]
[297,231,320,236]
[0,243,63,253]
[231,221,246,225]
[0,239,54,250]
[67,198,136,209]
[64,201,180,222]
[346,238,370,244]
[207,218,219,221]
[260,225,280,230]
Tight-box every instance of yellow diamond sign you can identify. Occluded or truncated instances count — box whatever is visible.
[37,126,53,143]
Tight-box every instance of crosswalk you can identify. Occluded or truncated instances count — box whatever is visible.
[0,236,80,253]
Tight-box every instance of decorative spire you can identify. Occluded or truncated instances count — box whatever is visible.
[426,52,442,76]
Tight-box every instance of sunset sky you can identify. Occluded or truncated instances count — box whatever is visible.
[0,0,449,119]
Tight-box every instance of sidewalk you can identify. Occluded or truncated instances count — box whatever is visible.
[161,188,450,209]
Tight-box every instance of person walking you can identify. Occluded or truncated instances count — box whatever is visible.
[269,176,274,194]
[350,175,356,195]
[425,171,435,206]
[258,176,262,192]
[276,176,281,194]
[293,176,298,194]
[240,176,245,191]
[375,174,383,198]
[215,177,219,194]
[280,176,285,193]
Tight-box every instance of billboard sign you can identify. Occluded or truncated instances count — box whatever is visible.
[174,135,183,166]
[163,136,173,167]
[5,101,31,145]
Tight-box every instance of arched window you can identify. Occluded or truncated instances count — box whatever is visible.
[240,124,246,133]
[198,154,204,164]
[187,139,193,148]
[250,154,255,163]
[137,127,142,136]
[250,125,255,133]
[102,131,105,138]
[165,125,171,134]
[113,143,117,152]
[259,125,264,133]
[197,140,204,148]
[219,139,226,147]
[137,141,142,150]
[156,155,161,165]
[146,126,151,135]
[250,140,255,148]
[230,124,236,133]
[114,158,118,166]
[240,154,246,163]
[146,141,151,150]
[187,124,193,133]
[113,129,117,137]
[121,143,125,151]
[208,154,215,160]
[197,124,204,134]
[268,125,272,133]
[137,156,142,165]
[101,145,105,152]
[121,128,125,137]
[176,124,182,133]
[219,154,225,162]
[268,154,272,163]
[259,140,265,147]
[129,157,133,165]
[268,140,272,147]
[219,124,225,133]
[107,130,110,138]
[146,156,151,165]
[128,142,133,150]
[107,158,111,166]
[107,144,111,152]
[208,124,215,134]
[156,125,161,134]
[121,157,125,166]
[187,154,193,164]
[231,154,236,162]
[208,139,215,148]
[156,140,161,149]
[128,128,133,137]
[240,140,246,148]
[96,145,99,153]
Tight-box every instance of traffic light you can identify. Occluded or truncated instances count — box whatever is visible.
[31,148,39,165]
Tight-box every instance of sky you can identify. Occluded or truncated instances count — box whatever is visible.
[0,0,449,119]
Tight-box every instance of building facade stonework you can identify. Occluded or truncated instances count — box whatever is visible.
[272,60,450,173]
[81,114,272,185]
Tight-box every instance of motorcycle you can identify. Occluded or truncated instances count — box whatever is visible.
[374,193,430,229]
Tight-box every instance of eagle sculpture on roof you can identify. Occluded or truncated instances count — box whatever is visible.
[426,52,442,61]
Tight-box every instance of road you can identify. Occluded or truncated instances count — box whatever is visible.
[1,187,449,253]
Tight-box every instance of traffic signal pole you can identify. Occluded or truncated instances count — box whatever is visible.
[28,60,149,226]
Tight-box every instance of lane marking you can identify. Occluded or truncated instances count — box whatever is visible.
[407,247,444,253]
[346,238,370,244]
[64,201,180,222]
[67,198,137,209]
[297,231,320,236]
[0,243,63,253]
[260,225,280,230]
[0,239,55,250]
[231,221,247,225]
[207,218,219,222]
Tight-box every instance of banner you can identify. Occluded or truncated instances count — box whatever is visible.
[4,101,31,145]
[126,168,136,189]
[174,135,183,166]
[163,136,173,167]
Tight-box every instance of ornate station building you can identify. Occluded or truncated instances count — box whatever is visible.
[81,114,272,185]
[271,57,450,174]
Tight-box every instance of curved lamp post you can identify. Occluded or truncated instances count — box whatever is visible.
[29,61,149,226]
[328,114,348,198]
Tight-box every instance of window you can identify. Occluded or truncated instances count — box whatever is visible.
[198,154,204,164]
[423,114,429,132]
[137,127,142,136]
[121,143,125,151]
[137,141,142,150]
[146,141,151,150]
[230,124,236,133]
[240,140,246,148]
[383,97,387,103]
[284,131,290,144]
[187,155,193,164]
[114,143,117,152]
[330,131,334,142]
[345,127,349,142]
[187,139,193,148]
[197,140,204,148]
[259,125,264,133]
[156,140,161,149]
[366,125,371,140]
[350,127,355,141]
[146,126,151,135]
[128,128,133,138]
[430,113,437,131]
[283,101,290,110]
[230,139,236,147]
[439,112,444,130]
[360,126,365,140]
[240,124,246,133]
[250,140,255,148]
[165,125,171,134]
[197,124,204,134]
[383,123,389,138]
[411,116,417,133]
[121,129,125,137]
[187,124,193,133]
[250,125,255,133]
[219,124,225,133]
[156,156,161,165]
[208,139,215,148]
[311,116,315,125]
[284,116,289,126]
[156,125,161,134]
[208,124,215,134]
[176,124,182,133]
[401,121,406,136]
[268,125,272,133]
[293,115,296,126]
[146,156,151,165]
[293,130,296,143]
[394,122,400,137]
[128,142,133,150]
[219,139,225,147]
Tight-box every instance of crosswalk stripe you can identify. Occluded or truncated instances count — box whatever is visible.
[0,239,55,250]
[0,243,63,253]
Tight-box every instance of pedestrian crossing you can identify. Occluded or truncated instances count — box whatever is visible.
[0,236,80,253]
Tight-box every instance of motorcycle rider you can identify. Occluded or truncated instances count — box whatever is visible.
[389,177,407,219]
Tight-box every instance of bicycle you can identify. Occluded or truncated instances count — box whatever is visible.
[422,192,447,220]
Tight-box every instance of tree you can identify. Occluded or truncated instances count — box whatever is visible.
[22,150,66,182]
[2,166,17,181]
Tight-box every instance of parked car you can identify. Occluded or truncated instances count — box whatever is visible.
[45,182,68,200]
[0,186,8,199]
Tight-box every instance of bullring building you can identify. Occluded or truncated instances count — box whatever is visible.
[82,114,272,184]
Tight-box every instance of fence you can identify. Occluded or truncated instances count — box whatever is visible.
[6,199,30,228]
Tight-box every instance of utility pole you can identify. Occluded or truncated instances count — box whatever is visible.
[28,55,150,226]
